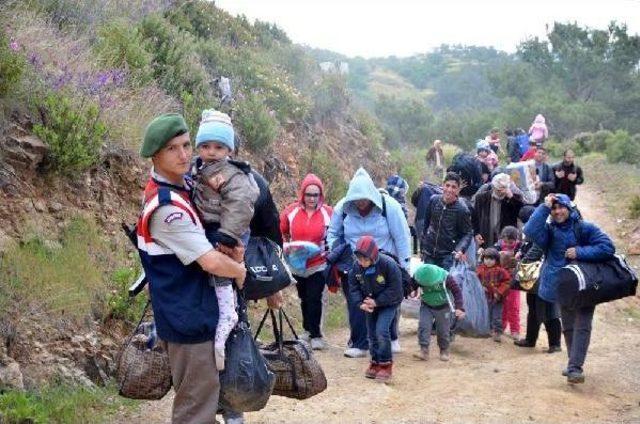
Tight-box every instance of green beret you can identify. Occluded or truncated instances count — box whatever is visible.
[140,113,189,158]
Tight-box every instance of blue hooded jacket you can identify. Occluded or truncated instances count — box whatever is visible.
[327,168,411,270]
[523,194,615,302]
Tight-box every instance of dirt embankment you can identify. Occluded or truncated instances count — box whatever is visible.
[116,180,640,423]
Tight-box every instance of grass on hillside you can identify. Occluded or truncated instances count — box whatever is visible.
[0,381,137,424]
[367,68,435,102]
[579,153,640,225]
[0,217,142,328]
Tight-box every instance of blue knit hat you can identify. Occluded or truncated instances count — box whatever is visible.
[195,109,234,151]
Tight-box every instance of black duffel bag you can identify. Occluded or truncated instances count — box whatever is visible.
[244,237,295,301]
[557,254,638,308]
[219,295,275,412]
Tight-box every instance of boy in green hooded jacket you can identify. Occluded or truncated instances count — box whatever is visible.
[412,264,465,361]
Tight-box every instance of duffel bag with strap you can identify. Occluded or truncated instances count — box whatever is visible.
[255,308,327,400]
[244,237,295,301]
[557,254,638,308]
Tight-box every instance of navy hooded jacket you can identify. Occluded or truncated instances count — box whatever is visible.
[523,195,615,303]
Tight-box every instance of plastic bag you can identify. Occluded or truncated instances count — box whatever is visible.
[283,241,321,275]
[449,261,490,337]
[219,297,275,412]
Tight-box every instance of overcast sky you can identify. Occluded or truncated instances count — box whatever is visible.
[214,0,640,58]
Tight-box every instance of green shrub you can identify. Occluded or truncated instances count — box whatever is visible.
[356,110,384,149]
[589,129,613,152]
[629,195,640,219]
[33,93,106,173]
[0,31,25,97]
[605,130,640,164]
[302,146,349,206]
[311,74,349,123]
[572,132,593,153]
[94,19,153,85]
[106,266,147,324]
[544,138,567,158]
[235,92,279,151]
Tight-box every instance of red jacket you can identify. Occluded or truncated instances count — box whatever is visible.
[280,174,333,271]
[521,148,537,161]
[476,264,512,299]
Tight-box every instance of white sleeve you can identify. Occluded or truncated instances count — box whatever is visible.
[149,205,213,265]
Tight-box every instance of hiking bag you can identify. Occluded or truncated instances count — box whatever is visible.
[219,295,275,412]
[244,237,295,301]
[116,301,172,400]
[255,308,327,400]
[448,261,490,337]
[556,254,638,308]
[447,153,483,197]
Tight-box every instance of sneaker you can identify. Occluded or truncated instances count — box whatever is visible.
[412,347,429,361]
[514,339,536,348]
[439,349,450,362]
[567,370,585,384]
[375,362,392,382]
[310,337,326,351]
[215,346,226,371]
[225,417,245,424]
[510,332,521,340]
[365,361,379,379]
[344,347,368,358]
[561,368,569,377]
[299,331,311,343]
[492,332,502,343]
[391,339,402,353]
[547,345,562,354]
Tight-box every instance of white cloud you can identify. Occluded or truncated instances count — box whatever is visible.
[214,0,640,57]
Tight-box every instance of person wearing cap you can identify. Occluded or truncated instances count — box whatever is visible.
[136,113,246,423]
[472,173,524,249]
[524,193,614,384]
[412,264,465,362]
[348,236,404,382]
[327,168,411,358]
[191,109,259,373]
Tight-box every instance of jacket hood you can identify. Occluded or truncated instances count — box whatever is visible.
[343,168,382,210]
[534,114,546,124]
[551,194,581,224]
[298,173,325,206]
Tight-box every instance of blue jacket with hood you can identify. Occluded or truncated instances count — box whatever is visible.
[523,194,615,303]
[327,168,411,270]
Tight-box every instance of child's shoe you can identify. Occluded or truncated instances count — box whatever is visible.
[439,349,450,362]
[215,346,226,371]
[375,362,392,382]
[412,347,429,361]
[492,332,502,343]
[365,361,379,379]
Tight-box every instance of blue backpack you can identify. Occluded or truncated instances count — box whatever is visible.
[516,134,530,155]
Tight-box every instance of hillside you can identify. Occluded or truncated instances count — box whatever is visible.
[0,1,393,418]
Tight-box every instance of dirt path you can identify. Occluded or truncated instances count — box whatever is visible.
[112,183,640,424]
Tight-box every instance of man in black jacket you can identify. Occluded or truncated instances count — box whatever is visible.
[553,149,584,201]
[420,172,474,270]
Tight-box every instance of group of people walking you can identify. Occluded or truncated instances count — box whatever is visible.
[134,108,613,423]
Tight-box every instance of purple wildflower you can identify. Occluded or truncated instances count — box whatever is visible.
[9,38,19,51]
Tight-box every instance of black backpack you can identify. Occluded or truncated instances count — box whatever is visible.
[379,250,416,298]
[243,237,294,301]
[556,254,638,308]
[447,153,483,197]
